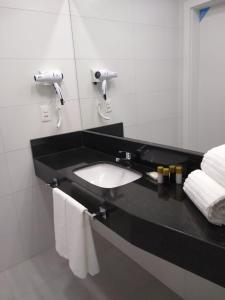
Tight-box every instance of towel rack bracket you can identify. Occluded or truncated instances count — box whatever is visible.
[47,178,59,188]
[86,206,107,220]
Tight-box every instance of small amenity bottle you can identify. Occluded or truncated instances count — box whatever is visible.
[157,166,164,184]
[169,165,176,183]
[176,166,183,184]
[163,168,170,184]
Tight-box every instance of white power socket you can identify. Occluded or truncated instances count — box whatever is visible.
[40,104,51,122]
[105,99,112,113]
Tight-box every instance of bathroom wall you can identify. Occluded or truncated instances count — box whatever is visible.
[0,1,82,272]
[196,3,225,152]
[69,0,181,147]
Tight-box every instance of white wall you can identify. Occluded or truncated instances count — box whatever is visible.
[69,0,181,147]
[197,3,225,152]
[0,1,82,272]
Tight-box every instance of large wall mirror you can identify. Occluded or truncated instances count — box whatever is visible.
[69,0,225,153]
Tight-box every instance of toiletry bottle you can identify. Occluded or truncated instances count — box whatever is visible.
[176,166,183,184]
[163,168,170,184]
[169,165,176,183]
[157,166,164,184]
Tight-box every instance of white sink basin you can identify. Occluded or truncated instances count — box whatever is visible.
[74,163,142,188]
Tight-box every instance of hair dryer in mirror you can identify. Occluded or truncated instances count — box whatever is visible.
[34,70,64,128]
[91,69,118,100]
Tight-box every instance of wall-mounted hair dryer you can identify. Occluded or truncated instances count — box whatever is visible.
[34,70,64,128]
[34,71,64,105]
[91,69,118,100]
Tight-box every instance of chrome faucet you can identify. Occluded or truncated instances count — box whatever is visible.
[116,151,132,162]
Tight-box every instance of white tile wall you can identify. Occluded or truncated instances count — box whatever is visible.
[196,3,225,152]
[0,8,74,59]
[0,194,24,272]
[136,118,179,147]
[134,24,179,60]
[12,183,54,260]
[6,148,34,192]
[0,154,12,197]
[132,0,179,27]
[69,0,132,22]
[0,0,69,14]
[72,16,134,60]
[136,90,179,124]
[0,134,4,154]
[0,100,81,152]
[79,98,108,129]
[0,59,78,107]
[112,94,137,126]
[0,1,81,272]
[70,0,180,147]
[124,125,138,140]
[135,59,179,94]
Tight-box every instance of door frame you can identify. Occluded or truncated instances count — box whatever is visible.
[182,0,225,149]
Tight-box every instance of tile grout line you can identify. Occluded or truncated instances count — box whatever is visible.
[71,14,180,30]
[68,0,85,130]
[0,5,70,16]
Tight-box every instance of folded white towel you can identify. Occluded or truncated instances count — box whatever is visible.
[205,145,225,160]
[201,144,225,188]
[183,170,225,225]
[53,188,99,279]
[201,159,225,189]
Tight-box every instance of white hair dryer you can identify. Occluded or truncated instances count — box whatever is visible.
[34,70,64,128]
[91,69,117,100]
[34,71,64,105]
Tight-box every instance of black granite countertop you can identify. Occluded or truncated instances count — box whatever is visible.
[31,125,225,288]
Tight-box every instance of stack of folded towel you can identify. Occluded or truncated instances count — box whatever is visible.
[201,145,225,189]
[184,145,225,226]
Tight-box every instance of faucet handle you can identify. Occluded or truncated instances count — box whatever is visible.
[118,150,132,160]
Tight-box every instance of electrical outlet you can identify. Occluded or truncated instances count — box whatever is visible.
[105,99,112,113]
[40,104,51,122]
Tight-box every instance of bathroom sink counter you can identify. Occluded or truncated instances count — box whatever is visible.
[31,128,225,288]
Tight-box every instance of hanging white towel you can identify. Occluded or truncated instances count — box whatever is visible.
[53,188,68,259]
[66,195,100,279]
[183,170,225,225]
[53,188,100,278]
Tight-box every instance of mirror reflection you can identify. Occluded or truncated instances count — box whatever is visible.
[69,0,225,153]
